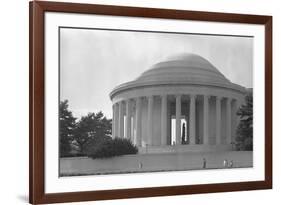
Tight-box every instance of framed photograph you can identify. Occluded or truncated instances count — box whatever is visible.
[29,1,272,204]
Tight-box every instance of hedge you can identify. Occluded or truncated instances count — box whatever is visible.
[86,137,138,159]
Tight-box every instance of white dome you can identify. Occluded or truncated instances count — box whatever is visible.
[110,53,245,99]
[136,53,229,85]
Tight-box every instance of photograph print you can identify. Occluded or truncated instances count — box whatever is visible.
[59,27,253,177]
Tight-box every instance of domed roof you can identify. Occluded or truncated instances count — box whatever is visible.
[136,53,230,84]
[110,53,245,99]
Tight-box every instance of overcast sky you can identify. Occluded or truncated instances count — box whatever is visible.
[60,28,253,119]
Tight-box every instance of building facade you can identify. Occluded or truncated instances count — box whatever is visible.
[110,53,246,152]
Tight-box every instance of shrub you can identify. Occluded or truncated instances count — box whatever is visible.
[86,137,138,159]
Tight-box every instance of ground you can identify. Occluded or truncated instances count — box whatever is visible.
[60,151,253,176]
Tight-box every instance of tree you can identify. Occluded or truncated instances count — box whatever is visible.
[236,94,253,151]
[59,100,77,157]
[74,111,112,154]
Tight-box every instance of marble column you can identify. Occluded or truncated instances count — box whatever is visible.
[216,96,222,144]
[226,98,232,144]
[118,101,124,138]
[167,101,171,145]
[203,95,210,145]
[147,96,153,145]
[189,95,196,145]
[125,99,131,140]
[175,95,182,145]
[135,97,142,146]
[114,103,119,139]
[161,95,167,146]
[112,104,115,138]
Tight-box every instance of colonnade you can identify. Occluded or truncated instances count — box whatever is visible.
[112,94,237,147]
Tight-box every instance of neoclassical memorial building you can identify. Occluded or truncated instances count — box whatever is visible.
[110,53,246,153]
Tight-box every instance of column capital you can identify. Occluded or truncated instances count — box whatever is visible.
[204,95,211,100]
[175,94,182,99]
[232,98,238,103]
[135,96,142,101]
[189,94,197,99]
[161,94,167,99]
[226,97,232,104]
[216,96,222,101]
[225,96,234,100]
